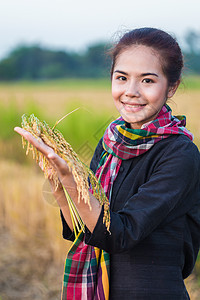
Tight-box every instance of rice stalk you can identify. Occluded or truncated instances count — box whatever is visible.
[20,113,110,233]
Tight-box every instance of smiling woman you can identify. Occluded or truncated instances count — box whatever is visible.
[15,28,200,300]
[110,28,182,129]
[111,45,177,128]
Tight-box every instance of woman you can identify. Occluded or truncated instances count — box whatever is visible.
[15,28,200,299]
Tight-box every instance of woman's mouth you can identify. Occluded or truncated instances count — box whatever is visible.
[121,102,146,112]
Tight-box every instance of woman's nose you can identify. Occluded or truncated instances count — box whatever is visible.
[125,82,140,97]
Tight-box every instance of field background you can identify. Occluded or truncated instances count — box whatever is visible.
[0,77,200,299]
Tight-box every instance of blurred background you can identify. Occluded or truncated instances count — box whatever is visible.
[0,0,200,299]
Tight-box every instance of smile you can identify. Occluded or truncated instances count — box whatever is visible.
[121,102,146,112]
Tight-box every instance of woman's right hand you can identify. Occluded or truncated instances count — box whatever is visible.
[14,127,74,231]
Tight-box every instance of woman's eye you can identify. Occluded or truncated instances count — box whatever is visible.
[142,78,153,83]
[117,76,127,81]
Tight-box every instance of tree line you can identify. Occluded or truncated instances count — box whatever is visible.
[0,30,200,80]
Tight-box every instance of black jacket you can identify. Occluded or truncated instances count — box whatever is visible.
[61,134,200,299]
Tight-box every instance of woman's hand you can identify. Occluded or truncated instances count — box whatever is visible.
[14,126,76,230]
[14,126,102,233]
[14,127,74,185]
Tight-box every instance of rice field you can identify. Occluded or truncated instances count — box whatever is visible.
[0,77,200,299]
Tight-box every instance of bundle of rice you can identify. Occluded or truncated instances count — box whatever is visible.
[21,113,110,235]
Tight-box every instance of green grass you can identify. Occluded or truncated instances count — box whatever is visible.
[0,101,46,140]
[0,78,111,91]
[0,99,115,164]
[181,75,200,90]
[46,102,114,158]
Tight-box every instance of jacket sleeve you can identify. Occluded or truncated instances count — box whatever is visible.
[85,140,200,254]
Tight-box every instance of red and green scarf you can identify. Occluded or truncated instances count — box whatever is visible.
[62,104,193,299]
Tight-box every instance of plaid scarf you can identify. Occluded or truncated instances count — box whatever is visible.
[103,104,193,159]
[96,104,193,201]
[62,104,193,300]
[62,230,110,300]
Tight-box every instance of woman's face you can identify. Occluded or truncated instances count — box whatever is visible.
[112,45,178,129]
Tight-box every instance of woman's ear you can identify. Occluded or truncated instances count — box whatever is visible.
[167,80,180,98]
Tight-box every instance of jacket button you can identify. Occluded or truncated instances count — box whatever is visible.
[120,166,124,172]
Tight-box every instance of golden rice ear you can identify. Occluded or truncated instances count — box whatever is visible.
[20,113,110,233]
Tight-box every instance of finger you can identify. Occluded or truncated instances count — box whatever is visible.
[39,160,44,171]
[14,127,71,177]
[14,126,55,157]
[47,152,70,175]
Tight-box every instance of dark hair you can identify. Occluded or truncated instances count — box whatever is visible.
[109,27,184,87]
